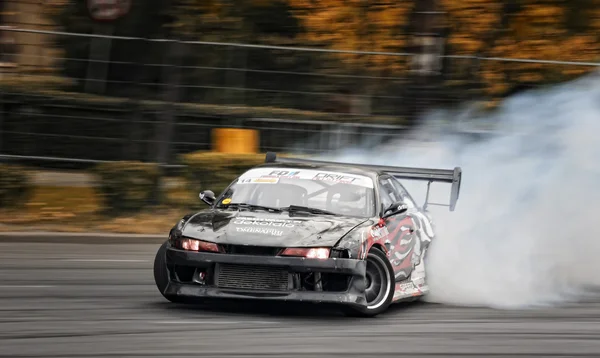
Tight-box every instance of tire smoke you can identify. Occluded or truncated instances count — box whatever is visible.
[321,73,600,308]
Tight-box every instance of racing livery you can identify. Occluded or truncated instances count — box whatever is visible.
[153,152,462,317]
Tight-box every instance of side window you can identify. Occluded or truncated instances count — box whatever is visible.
[389,177,418,208]
[378,177,398,209]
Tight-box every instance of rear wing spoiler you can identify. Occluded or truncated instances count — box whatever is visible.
[265,152,462,211]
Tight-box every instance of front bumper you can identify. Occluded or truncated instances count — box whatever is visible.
[163,245,368,307]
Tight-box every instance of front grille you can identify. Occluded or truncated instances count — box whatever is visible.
[214,263,290,291]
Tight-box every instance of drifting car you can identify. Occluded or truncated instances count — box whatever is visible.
[153,152,462,317]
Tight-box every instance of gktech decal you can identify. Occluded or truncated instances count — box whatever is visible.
[233,217,302,228]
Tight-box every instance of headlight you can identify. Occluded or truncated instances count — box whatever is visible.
[279,247,330,259]
[176,238,223,253]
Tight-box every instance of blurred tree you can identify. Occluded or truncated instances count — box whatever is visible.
[289,0,414,114]
[440,0,505,100]
[166,0,321,110]
[441,0,600,104]
[290,0,412,73]
[40,0,600,113]
[483,1,599,100]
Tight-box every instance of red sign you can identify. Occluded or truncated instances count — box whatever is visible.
[87,0,132,21]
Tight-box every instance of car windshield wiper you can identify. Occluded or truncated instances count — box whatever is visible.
[226,203,283,213]
[283,205,336,216]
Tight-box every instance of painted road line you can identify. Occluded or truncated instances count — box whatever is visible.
[61,259,149,262]
[0,285,56,288]
[150,320,280,325]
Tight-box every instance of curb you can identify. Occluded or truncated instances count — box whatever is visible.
[0,231,167,244]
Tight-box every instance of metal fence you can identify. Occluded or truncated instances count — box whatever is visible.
[0,27,427,167]
[1,26,599,169]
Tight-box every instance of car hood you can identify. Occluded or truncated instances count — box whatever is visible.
[180,209,369,247]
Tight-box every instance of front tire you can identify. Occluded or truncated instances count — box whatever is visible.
[153,240,188,304]
[343,247,394,317]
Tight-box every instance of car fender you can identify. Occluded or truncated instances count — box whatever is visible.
[333,219,380,259]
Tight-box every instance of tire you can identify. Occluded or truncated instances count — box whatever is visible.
[153,240,189,304]
[342,247,395,317]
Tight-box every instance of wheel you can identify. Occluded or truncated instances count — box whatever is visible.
[153,240,189,304]
[342,247,394,317]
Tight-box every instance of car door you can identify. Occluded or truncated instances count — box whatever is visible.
[390,177,435,249]
[377,175,419,282]
[387,175,435,268]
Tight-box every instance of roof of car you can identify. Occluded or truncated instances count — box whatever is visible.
[253,161,383,181]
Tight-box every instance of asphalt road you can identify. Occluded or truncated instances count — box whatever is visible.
[1,242,600,358]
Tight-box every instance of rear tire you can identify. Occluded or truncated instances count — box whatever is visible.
[342,247,394,317]
[153,241,188,304]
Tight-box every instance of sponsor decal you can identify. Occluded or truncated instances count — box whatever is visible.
[233,217,302,228]
[370,226,389,238]
[312,172,358,184]
[412,277,426,287]
[237,168,374,188]
[235,227,284,236]
[238,177,280,184]
[393,281,418,299]
[265,170,301,178]
[254,178,279,183]
[221,198,232,205]
[399,282,414,290]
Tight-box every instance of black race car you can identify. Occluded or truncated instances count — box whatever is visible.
[153,152,462,317]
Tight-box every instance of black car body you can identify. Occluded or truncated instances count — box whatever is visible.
[153,152,462,316]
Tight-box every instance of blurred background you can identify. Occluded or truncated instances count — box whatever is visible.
[2,2,600,357]
[1,0,599,234]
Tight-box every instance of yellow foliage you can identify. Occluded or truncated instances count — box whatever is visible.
[441,0,503,55]
[34,0,600,107]
[441,0,600,99]
[289,0,412,74]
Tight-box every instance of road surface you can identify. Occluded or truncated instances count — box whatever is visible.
[1,241,599,357]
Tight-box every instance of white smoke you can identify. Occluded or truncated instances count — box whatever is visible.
[321,72,600,309]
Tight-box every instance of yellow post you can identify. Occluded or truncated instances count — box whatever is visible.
[212,128,259,154]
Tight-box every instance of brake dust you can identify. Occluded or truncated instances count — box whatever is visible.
[323,72,600,309]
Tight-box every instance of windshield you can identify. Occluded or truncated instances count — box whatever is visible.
[216,167,376,218]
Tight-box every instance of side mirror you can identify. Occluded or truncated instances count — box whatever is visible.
[382,202,408,219]
[199,190,216,206]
